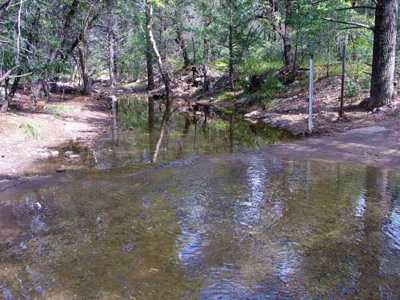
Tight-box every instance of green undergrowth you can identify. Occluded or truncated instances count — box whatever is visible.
[21,122,41,138]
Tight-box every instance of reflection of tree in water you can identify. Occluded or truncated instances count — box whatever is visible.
[4,156,400,298]
[94,96,293,169]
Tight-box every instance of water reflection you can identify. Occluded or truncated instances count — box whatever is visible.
[94,97,293,169]
[1,158,400,299]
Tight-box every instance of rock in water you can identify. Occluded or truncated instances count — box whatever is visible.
[122,242,134,253]
[96,216,104,226]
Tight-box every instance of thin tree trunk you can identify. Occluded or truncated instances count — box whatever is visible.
[176,28,190,68]
[228,0,234,91]
[281,1,294,68]
[146,1,171,103]
[108,25,116,87]
[78,18,91,96]
[146,10,155,91]
[203,36,210,91]
[8,74,20,100]
[192,37,196,64]
[368,0,399,110]
[1,78,9,112]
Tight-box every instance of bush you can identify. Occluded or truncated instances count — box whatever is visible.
[344,77,362,98]
[263,76,282,92]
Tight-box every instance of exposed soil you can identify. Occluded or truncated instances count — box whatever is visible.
[268,124,400,171]
[243,76,400,137]
[1,73,399,184]
[0,92,111,179]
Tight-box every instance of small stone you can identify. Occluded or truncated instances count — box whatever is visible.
[20,242,28,251]
[64,151,74,158]
[97,216,104,226]
[40,152,50,158]
[122,242,134,253]
[56,165,67,172]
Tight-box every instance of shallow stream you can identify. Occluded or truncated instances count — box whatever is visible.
[1,98,400,299]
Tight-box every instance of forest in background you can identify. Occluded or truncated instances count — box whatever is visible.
[0,0,398,114]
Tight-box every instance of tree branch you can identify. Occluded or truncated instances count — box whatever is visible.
[0,66,17,82]
[336,6,375,11]
[323,18,374,31]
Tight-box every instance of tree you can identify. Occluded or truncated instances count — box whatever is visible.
[146,0,172,111]
[368,0,399,110]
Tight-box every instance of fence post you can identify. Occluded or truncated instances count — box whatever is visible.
[308,40,315,134]
[339,43,346,118]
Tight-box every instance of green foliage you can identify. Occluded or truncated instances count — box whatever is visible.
[263,76,282,92]
[22,123,40,138]
[344,75,370,98]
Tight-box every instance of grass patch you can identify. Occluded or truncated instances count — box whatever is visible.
[44,105,81,117]
[22,122,41,138]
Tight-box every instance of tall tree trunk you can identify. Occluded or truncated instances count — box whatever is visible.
[1,78,9,112]
[146,1,171,103]
[8,74,20,100]
[203,36,210,91]
[281,1,294,68]
[368,0,399,110]
[146,10,155,91]
[282,28,293,67]
[54,0,80,61]
[228,0,234,91]
[192,37,196,64]
[108,24,116,87]
[176,28,190,68]
[78,18,91,96]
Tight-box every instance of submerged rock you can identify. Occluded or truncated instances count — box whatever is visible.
[96,216,104,226]
[122,242,134,253]
[0,287,14,300]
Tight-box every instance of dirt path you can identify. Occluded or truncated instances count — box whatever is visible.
[268,122,400,170]
[0,93,111,178]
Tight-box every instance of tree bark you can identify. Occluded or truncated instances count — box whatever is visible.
[368,0,399,110]
[146,1,171,103]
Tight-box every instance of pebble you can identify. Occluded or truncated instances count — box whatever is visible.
[96,216,104,226]
[122,242,134,253]
[40,153,50,158]
[64,151,74,158]
[50,151,59,157]
[56,165,67,172]
[20,242,28,251]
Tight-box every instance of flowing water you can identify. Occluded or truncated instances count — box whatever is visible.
[1,99,400,299]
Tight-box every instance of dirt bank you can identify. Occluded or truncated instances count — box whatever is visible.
[242,77,400,137]
[0,92,111,178]
[268,123,400,171]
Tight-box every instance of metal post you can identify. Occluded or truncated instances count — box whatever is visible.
[308,40,315,133]
[339,43,346,118]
